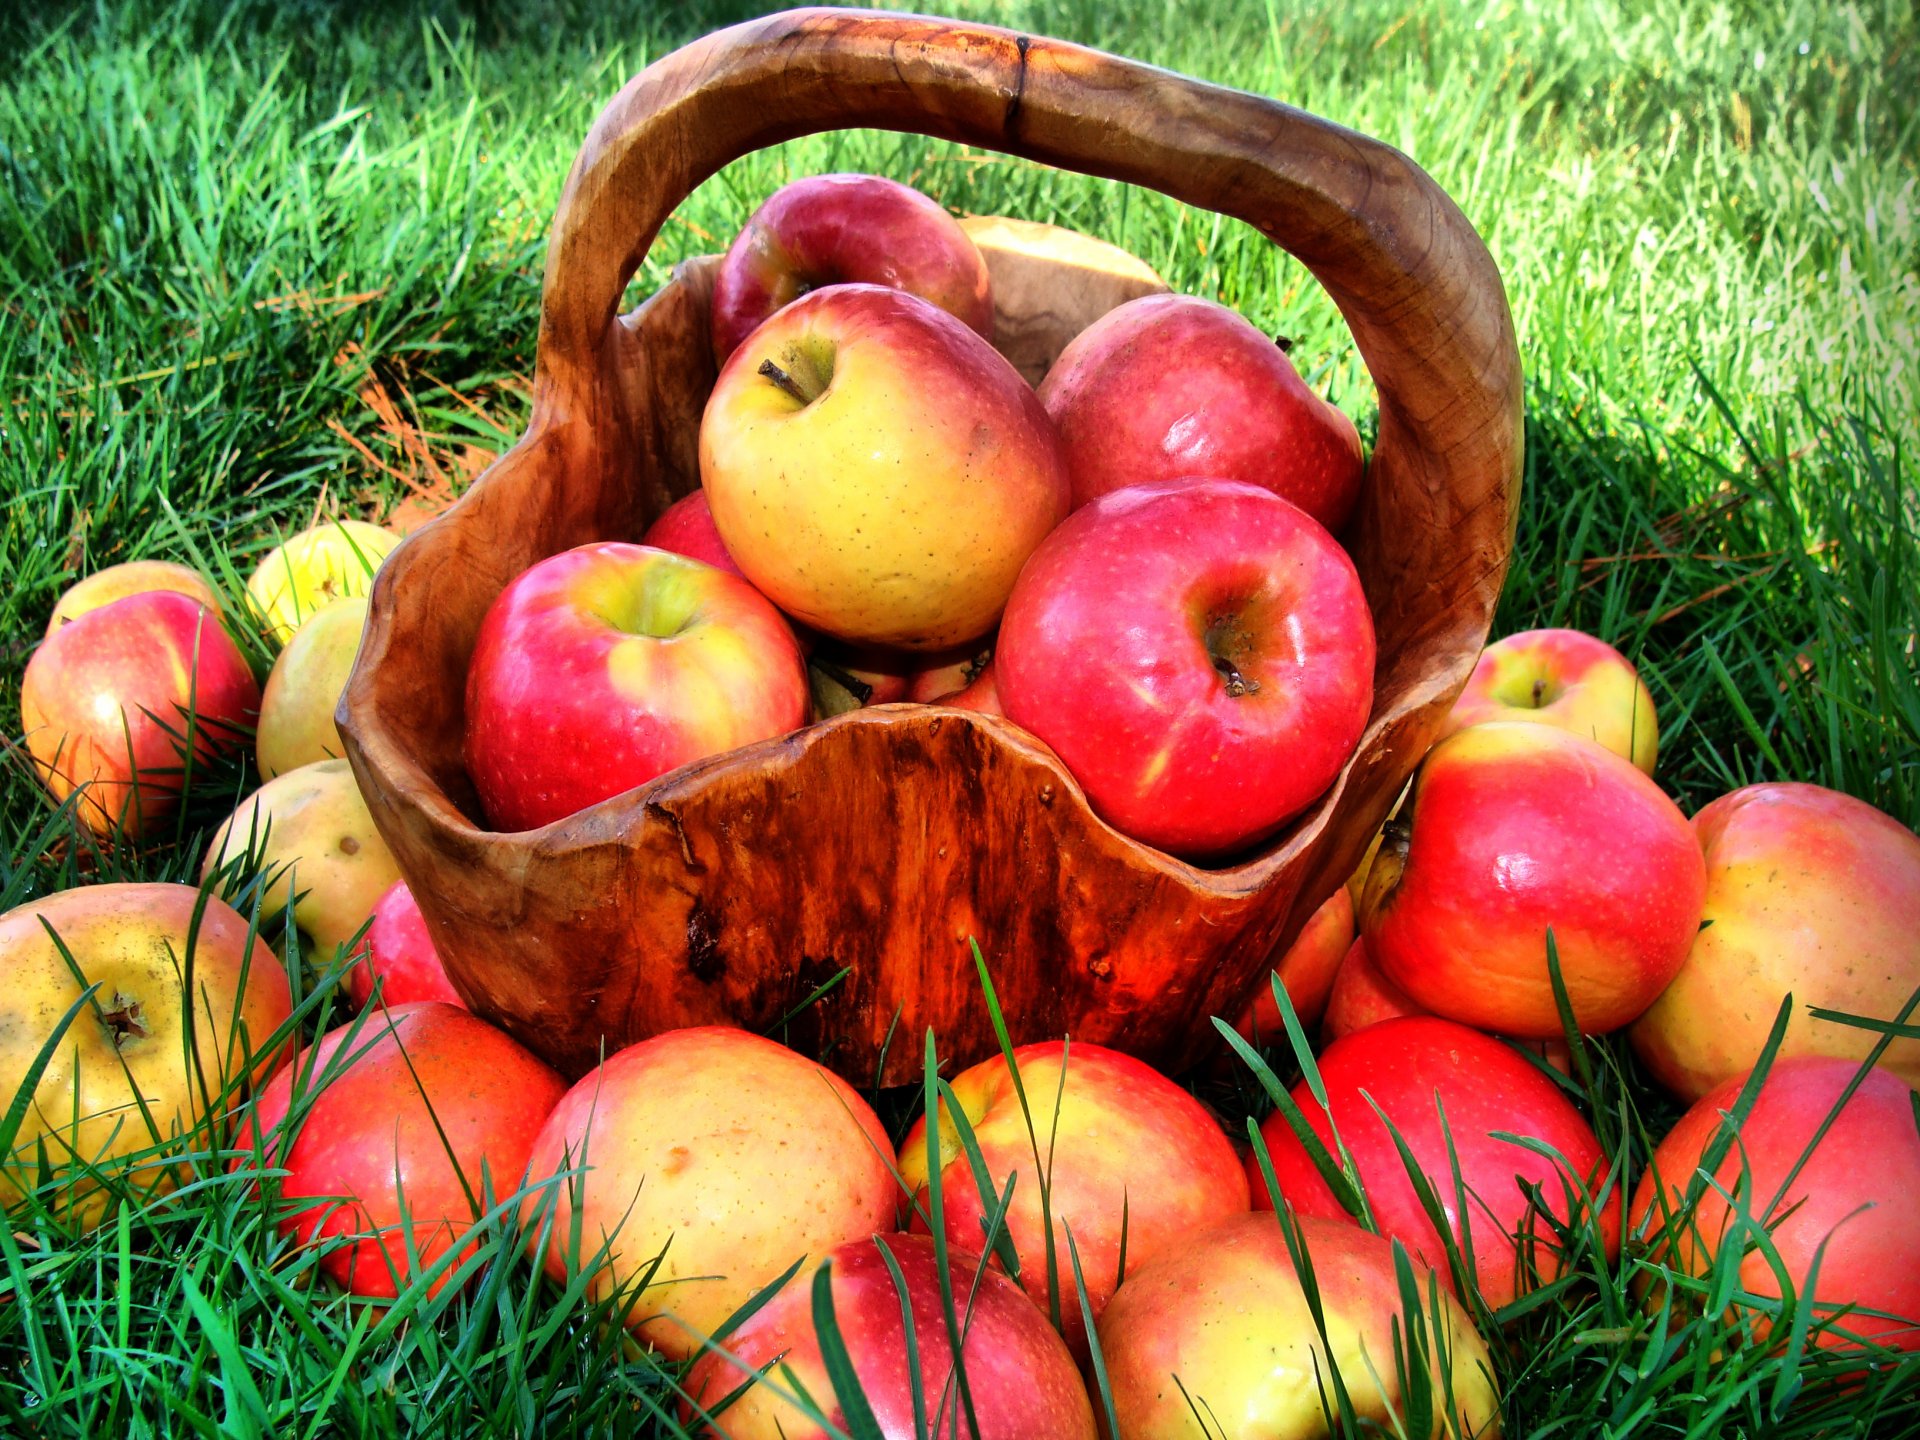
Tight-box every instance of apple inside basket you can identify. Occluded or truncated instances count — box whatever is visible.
[339,8,1521,1085]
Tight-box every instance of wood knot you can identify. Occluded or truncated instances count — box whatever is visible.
[1038,783,1054,806]
[686,902,726,984]
[1087,956,1113,980]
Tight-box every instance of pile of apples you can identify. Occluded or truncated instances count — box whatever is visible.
[5,171,1920,1438]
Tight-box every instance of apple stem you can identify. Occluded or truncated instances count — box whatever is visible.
[1211,655,1260,698]
[757,358,812,407]
[101,995,149,1049]
[1531,677,1549,707]
[811,659,873,705]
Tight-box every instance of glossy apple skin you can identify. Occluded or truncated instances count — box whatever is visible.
[701,284,1069,651]
[0,883,292,1229]
[521,1026,897,1361]
[1251,1017,1620,1307]
[1439,628,1659,775]
[640,489,746,578]
[1631,783,1920,1099]
[998,478,1375,858]
[1098,1212,1502,1439]
[46,560,222,637]
[464,542,808,832]
[709,173,993,364]
[1361,723,1705,1037]
[21,590,261,837]
[897,1041,1248,1356]
[680,1233,1095,1439]
[244,1002,566,1299]
[1323,936,1422,1040]
[1632,1057,1920,1354]
[1232,886,1355,1042]
[345,879,463,1010]
[256,596,367,779]
[245,519,400,642]
[1038,293,1365,531]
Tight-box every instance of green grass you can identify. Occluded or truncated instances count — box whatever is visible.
[2,0,1917,1434]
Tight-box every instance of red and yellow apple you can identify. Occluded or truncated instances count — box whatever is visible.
[21,590,260,837]
[245,518,399,642]
[1038,293,1365,531]
[679,1233,1095,1439]
[255,596,367,779]
[345,879,463,1010]
[1252,1017,1620,1307]
[997,478,1374,858]
[45,559,222,636]
[1632,1056,1920,1354]
[1360,723,1705,1036]
[463,541,808,832]
[940,656,1003,715]
[1232,885,1356,1043]
[521,1026,896,1360]
[1097,1212,1502,1438]
[709,173,993,364]
[905,641,994,704]
[700,284,1068,651]
[0,883,292,1228]
[1323,936,1422,1041]
[1631,782,1920,1099]
[1439,628,1659,775]
[897,1040,1248,1356]
[243,1001,566,1299]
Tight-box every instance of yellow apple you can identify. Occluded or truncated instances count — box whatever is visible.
[255,598,368,779]
[45,560,223,638]
[245,519,400,642]
[1438,627,1659,774]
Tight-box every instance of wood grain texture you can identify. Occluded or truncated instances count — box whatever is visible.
[339,6,1523,1085]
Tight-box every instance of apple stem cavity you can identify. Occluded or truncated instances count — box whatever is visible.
[1531,677,1550,707]
[101,993,149,1048]
[1211,654,1260,698]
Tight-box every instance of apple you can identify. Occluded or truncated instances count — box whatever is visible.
[1232,885,1355,1043]
[897,1040,1248,1357]
[905,641,994,704]
[464,541,808,832]
[202,757,402,960]
[1098,1212,1502,1438]
[45,559,222,637]
[1360,723,1705,1037]
[1438,628,1659,775]
[243,1002,566,1298]
[21,590,260,837]
[810,640,915,706]
[1632,1056,1920,1354]
[700,284,1069,651]
[0,883,292,1229]
[997,477,1375,858]
[1323,936,1422,1041]
[709,173,993,364]
[640,489,746,578]
[245,518,400,642]
[521,1026,896,1360]
[940,656,1003,715]
[1251,1016,1620,1308]
[1631,782,1920,1099]
[1037,293,1365,531]
[679,1233,1095,1439]
[255,596,367,779]
[344,879,463,1010]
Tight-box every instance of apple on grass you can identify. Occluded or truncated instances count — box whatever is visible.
[679,1234,1095,1440]
[1232,885,1355,1044]
[1631,781,1920,1099]
[1038,293,1366,531]
[1633,1056,1920,1355]
[700,284,1068,652]
[246,518,400,643]
[464,542,808,833]
[1252,1016,1620,1308]
[345,879,463,1010]
[1097,1212,1501,1439]
[1439,627,1660,774]
[521,1026,897,1362]
[21,589,260,838]
[996,477,1374,859]
[45,559,223,636]
[897,1041,1249,1357]
[255,596,368,779]
[0,883,292,1230]
[243,1002,566,1299]
[709,173,993,364]
[1360,722,1705,1037]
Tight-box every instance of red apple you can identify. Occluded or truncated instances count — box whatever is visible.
[680,1233,1095,1439]
[1323,936,1423,1041]
[700,284,1068,651]
[521,1026,897,1360]
[1439,628,1659,775]
[21,590,260,837]
[1251,1017,1620,1307]
[1232,885,1356,1043]
[1632,1057,1920,1354]
[640,489,746,578]
[1097,1212,1501,1438]
[941,656,1003,715]
[997,478,1374,858]
[905,640,994,704]
[244,1002,566,1298]
[345,879,463,1010]
[1038,293,1365,530]
[709,173,993,364]
[1360,723,1705,1036]
[464,542,807,831]
[812,640,915,706]
[897,1040,1248,1357]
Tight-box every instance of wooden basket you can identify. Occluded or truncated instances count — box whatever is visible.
[339,6,1522,1085]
